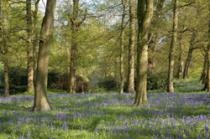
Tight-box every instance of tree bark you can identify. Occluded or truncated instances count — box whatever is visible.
[134,0,154,105]
[33,0,41,89]
[127,0,137,93]
[120,0,126,94]
[183,32,196,79]
[26,0,34,93]
[0,0,10,97]
[33,0,56,111]
[200,51,207,83]
[167,0,178,93]
[3,59,9,97]
[68,0,84,93]
[176,34,184,79]
[207,1,210,95]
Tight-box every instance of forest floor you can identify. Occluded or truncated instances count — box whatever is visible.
[0,80,209,139]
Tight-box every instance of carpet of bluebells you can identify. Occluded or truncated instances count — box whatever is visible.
[0,81,209,139]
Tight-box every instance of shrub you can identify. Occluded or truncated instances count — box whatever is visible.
[147,72,167,90]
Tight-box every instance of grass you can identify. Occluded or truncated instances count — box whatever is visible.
[0,80,209,139]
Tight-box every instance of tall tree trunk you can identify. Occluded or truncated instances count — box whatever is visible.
[207,1,210,95]
[201,51,208,91]
[3,59,9,97]
[33,0,56,112]
[120,0,126,94]
[176,34,184,78]
[167,0,178,93]
[200,51,207,83]
[127,0,136,93]
[183,32,196,79]
[68,0,85,93]
[26,0,34,93]
[0,0,10,97]
[134,0,154,105]
[33,0,41,89]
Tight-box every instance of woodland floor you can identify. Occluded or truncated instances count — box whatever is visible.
[0,80,209,139]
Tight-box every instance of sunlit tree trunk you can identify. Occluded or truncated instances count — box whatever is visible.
[26,0,34,93]
[33,0,40,89]
[183,32,196,79]
[33,0,56,111]
[127,0,137,93]
[120,0,126,94]
[134,0,154,105]
[167,0,178,93]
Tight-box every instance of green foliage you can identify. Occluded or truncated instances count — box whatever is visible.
[148,73,167,90]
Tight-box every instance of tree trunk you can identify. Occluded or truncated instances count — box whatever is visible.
[33,0,56,112]
[134,0,154,105]
[200,51,208,83]
[127,0,136,93]
[33,0,41,89]
[3,59,9,97]
[176,35,184,79]
[69,0,80,94]
[26,0,34,93]
[167,0,178,93]
[0,0,10,97]
[183,32,196,79]
[207,1,210,95]
[120,0,126,94]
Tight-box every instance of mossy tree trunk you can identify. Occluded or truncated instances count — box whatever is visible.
[69,0,79,94]
[207,1,210,95]
[26,0,34,93]
[120,0,127,94]
[176,34,184,79]
[68,0,86,93]
[0,0,10,97]
[134,0,154,105]
[33,0,56,112]
[183,32,196,79]
[33,0,41,89]
[167,0,178,93]
[127,0,137,93]
[3,58,9,97]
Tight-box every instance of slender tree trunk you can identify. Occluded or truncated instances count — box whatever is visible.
[201,51,208,91]
[176,35,184,79]
[26,0,34,93]
[127,0,136,93]
[33,0,56,112]
[68,0,80,94]
[0,0,10,97]
[200,51,208,83]
[207,1,210,95]
[120,0,126,94]
[167,0,178,93]
[183,32,196,79]
[3,59,9,97]
[134,0,154,105]
[33,0,40,89]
